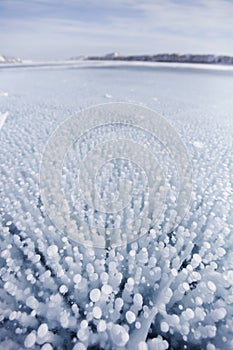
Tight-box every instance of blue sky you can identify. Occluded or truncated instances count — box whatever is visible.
[0,0,233,60]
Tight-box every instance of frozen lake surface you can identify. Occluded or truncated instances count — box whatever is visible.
[0,65,233,349]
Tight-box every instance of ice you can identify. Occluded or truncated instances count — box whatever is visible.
[161,321,169,333]
[93,306,102,319]
[126,310,136,324]
[207,281,217,292]
[77,328,89,342]
[41,344,53,350]
[26,296,39,309]
[133,293,143,309]
[37,323,49,338]
[73,343,86,350]
[211,307,227,321]
[101,284,113,295]
[59,284,68,294]
[97,319,107,332]
[138,341,148,350]
[181,308,195,320]
[47,244,58,257]
[147,337,169,350]
[89,288,101,302]
[110,324,129,347]
[24,332,36,348]
[0,65,233,350]
[207,344,216,350]
[60,310,69,328]
[73,273,82,284]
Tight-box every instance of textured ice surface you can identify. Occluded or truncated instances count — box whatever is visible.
[0,66,233,349]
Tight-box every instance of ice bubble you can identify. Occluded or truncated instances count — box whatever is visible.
[129,249,136,257]
[4,281,16,295]
[133,293,143,308]
[26,296,39,309]
[195,296,203,305]
[195,307,206,321]
[181,322,190,336]
[126,310,136,324]
[73,274,82,284]
[93,306,102,319]
[207,281,216,292]
[47,244,58,257]
[211,307,227,321]
[148,256,157,268]
[171,268,178,276]
[80,320,88,329]
[37,323,48,338]
[97,320,107,332]
[41,344,53,350]
[101,284,113,295]
[109,261,117,272]
[9,311,17,320]
[100,272,109,283]
[110,324,129,347]
[205,325,217,338]
[77,328,89,342]
[224,270,233,283]
[191,254,202,268]
[73,343,86,350]
[179,282,189,293]
[138,247,148,264]
[24,332,36,348]
[86,263,94,275]
[90,288,101,302]
[115,297,124,311]
[182,308,195,321]
[148,337,169,350]
[127,277,135,286]
[193,141,204,149]
[138,341,148,350]
[60,311,69,328]
[161,321,169,333]
[59,285,68,294]
[207,344,216,350]
[31,310,36,317]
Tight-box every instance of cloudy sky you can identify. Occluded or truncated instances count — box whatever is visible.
[1,0,233,60]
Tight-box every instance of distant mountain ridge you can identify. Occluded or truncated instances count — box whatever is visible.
[86,53,233,65]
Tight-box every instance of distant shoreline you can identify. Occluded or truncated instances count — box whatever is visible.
[1,53,233,68]
[86,53,233,66]
[1,59,233,72]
